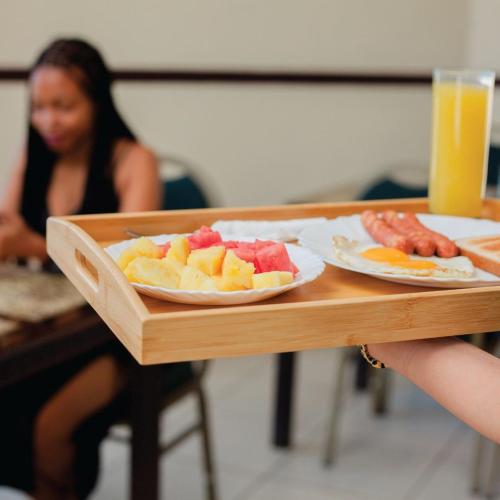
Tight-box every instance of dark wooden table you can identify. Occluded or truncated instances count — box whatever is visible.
[0,305,163,500]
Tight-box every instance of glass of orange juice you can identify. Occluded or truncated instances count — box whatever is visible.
[429,69,495,217]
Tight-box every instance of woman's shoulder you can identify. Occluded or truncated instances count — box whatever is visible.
[112,140,161,211]
[113,139,157,170]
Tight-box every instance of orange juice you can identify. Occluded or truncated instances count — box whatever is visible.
[429,72,494,217]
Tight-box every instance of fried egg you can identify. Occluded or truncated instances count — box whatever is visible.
[331,236,475,278]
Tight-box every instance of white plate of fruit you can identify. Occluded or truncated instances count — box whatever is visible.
[106,226,325,305]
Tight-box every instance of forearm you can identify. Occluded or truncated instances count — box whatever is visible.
[368,338,500,443]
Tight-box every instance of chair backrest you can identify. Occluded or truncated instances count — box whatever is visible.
[487,144,500,189]
[358,177,427,201]
[159,154,214,210]
[360,143,500,202]
[358,166,428,201]
[163,176,209,210]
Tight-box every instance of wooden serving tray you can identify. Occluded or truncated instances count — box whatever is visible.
[47,198,500,365]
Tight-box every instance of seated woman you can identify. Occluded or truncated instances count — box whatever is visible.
[0,38,190,499]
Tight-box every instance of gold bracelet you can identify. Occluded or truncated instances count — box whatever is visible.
[360,344,385,369]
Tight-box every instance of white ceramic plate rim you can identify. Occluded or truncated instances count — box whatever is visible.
[104,234,325,304]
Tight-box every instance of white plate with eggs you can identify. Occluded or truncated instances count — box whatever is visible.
[298,214,500,288]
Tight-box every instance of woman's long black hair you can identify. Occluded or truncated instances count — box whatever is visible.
[21,38,136,232]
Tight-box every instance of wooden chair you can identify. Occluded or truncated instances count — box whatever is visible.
[109,361,218,500]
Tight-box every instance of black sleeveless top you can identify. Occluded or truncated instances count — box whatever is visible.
[21,152,119,236]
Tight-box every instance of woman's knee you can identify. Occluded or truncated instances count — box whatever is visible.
[33,401,72,464]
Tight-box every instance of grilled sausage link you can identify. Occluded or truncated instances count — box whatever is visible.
[402,212,458,257]
[382,210,436,257]
[361,210,414,253]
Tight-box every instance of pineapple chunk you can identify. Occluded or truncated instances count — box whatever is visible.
[124,257,180,288]
[118,237,162,270]
[213,274,246,291]
[200,277,218,291]
[252,272,281,289]
[161,257,184,278]
[279,272,294,285]
[165,236,190,265]
[222,250,255,289]
[252,271,294,289]
[187,246,226,276]
[179,266,217,291]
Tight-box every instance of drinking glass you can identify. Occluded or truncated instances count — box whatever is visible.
[429,69,495,217]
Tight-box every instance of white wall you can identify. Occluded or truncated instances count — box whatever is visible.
[113,84,434,206]
[0,0,469,69]
[465,0,500,180]
[0,0,474,206]
[466,1,500,71]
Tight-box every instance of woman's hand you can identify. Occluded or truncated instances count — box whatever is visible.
[0,212,47,261]
[0,211,30,259]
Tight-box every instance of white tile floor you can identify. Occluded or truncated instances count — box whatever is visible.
[87,348,499,500]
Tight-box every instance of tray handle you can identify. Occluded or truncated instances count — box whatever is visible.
[47,217,148,321]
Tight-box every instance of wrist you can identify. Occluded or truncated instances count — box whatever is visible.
[365,343,388,366]
[360,344,385,369]
[366,340,422,377]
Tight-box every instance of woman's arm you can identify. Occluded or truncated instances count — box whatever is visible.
[1,148,26,212]
[0,211,48,260]
[367,338,500,444]
[0,148,48,261]
[114,143,162,212]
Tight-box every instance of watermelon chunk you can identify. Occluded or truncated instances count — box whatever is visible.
[188,227,222,249]
[254,240,276,250]
[255,243,297,275]
[235,241,257,251]
[232,247,256,264]
[158,242,171,258]
[220,240,240,249]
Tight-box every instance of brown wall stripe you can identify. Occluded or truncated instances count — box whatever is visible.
[0,68,434,85]
[1,68,499,86]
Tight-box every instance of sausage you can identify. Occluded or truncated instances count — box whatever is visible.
[402,212,458,257]
[382,210,436,257]
[361,210,414,253]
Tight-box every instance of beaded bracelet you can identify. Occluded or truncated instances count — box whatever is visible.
[359,344,386,369]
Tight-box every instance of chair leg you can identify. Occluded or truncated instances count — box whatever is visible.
[196,386,218,500]
[471,433,486,494]
[323,348,351,467]
[470,333,487,349]
[471,334,499,497]
[371,368,390,416]
[354,353,370,391]
[485,444,500,499]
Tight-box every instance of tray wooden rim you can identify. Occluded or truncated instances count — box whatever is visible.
[47,198,500,364]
